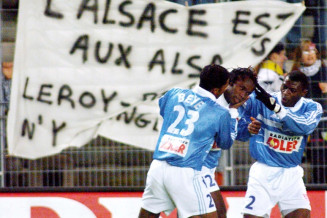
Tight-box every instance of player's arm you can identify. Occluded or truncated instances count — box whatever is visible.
[254,82,281,113]
[215,110,237,149]
[255,82,323,135]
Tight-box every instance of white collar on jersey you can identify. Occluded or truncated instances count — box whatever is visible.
[193,85,217,101]
[276,92,304,112]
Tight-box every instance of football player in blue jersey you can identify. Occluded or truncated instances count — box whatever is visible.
[202,67,257,218]
[238,71,323,218]
[139,64,236,218]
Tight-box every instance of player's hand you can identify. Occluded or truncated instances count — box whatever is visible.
[248,117,261,135]
[229,96,249,109]
[255,82,281,113]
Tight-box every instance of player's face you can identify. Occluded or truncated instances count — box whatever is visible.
[280,77,307,107]
[229,78,255,105]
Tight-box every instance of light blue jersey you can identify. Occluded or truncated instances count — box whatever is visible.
[153,86,235,171]
[237,92,323,168]
[203,94,239,169]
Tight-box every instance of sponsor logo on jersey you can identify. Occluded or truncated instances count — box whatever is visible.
[264,130,303,153]
[158,134,189,157]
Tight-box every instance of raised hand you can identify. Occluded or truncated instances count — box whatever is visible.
[248,117,261,135]
[229,96,250,109]
[255,82,281,113]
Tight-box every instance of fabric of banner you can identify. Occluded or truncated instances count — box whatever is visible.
[7,0,305,158]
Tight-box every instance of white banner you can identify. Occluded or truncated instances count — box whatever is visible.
[8,0,305,159]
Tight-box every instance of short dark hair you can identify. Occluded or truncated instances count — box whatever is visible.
[199,64,229,91]
[269,42,285,57]
[229,67,257,85]
[287,70,309,90]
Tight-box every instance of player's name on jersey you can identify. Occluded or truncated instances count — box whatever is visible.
[178,93,205,110]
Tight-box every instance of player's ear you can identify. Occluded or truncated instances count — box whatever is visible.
[301,88,308,97]
[211,88,219,98]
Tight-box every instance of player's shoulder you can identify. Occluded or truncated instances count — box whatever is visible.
[302,97,319,104]
[164,87,187,97]
[212,102,230,116]
[302,97,323,111]
[169,87,189,94]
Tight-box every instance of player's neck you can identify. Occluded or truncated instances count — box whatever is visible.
[224,91,231,104]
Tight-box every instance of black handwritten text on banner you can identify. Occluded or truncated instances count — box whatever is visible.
[8,0,305,158]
